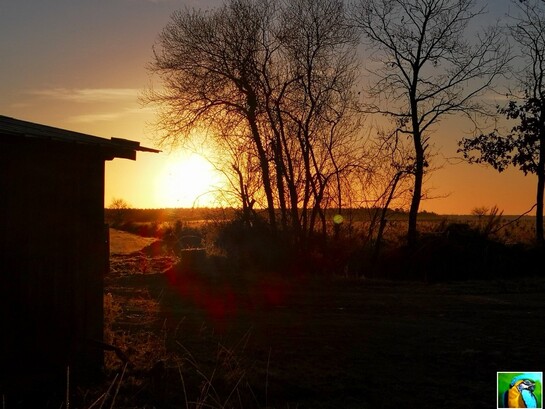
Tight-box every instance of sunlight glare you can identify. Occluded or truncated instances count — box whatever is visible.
[154,151,222,208]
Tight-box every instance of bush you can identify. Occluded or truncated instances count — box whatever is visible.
[371,221,542,282]
[214,216,295,273]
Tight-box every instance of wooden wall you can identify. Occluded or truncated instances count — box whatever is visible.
[0,137,108,398]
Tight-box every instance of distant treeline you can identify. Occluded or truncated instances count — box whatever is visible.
[104,207,448,224]
[104,207,237,224]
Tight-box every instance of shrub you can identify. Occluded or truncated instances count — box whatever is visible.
[214,216,294,273]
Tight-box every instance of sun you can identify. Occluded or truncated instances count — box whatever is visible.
[154,151,222,208]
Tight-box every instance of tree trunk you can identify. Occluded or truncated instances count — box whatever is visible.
[272,138,288,231]
[408,141,424,246]
[247,101,276,229]
[536,123,545,244]
[375,172,402,259]
[536,170,544,244]
[408,92,424,246]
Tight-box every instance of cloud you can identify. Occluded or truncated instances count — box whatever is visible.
[24,87,153,124]
[69,112,124,123]
[30,87,138,103]
[68,106,154,123]
[124,0,174,3]
[8,102,32,109]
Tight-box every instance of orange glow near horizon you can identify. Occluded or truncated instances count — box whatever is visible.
[10,111,539,215]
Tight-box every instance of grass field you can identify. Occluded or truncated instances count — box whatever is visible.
[100,228,545,409]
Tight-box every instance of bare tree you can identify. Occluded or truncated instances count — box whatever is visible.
[207,122,264,225]
[108,198,131,226]
[144,0,278,227]
[144,0,363,244]
[351,0,510,245]
[270,0,362,240]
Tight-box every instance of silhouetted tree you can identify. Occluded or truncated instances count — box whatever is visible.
[144,0,362,244]
[205,121,263,226]
[272,0,362,240]
[351,0,510,245]
[368,128,414,255]
[459,0,545,244]
[145,0,278,228]
[108,198,131,226]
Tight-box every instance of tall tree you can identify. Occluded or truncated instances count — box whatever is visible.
[459,0,545,244]
[351,0,509,245]
[272,0,361,239]
[145,0,278,227]
[144,0,362,243]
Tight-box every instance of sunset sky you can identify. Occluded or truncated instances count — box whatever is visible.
[0,0,538,215]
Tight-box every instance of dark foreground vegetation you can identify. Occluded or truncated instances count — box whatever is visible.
[106,207,542,282]
[12,209,544,408]
[49,208,541,409]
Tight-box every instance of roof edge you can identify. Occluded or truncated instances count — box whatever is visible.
[0,115,160,160]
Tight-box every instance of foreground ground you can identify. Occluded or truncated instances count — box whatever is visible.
[103,229,545,409]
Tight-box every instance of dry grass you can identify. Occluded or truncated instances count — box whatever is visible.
[96,240,264,409]
[98,292,263,409]
[109,229,158,255]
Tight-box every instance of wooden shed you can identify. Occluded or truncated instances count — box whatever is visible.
[0,115,158,400]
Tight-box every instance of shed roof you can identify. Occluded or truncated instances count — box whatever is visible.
[0,115,159,160]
